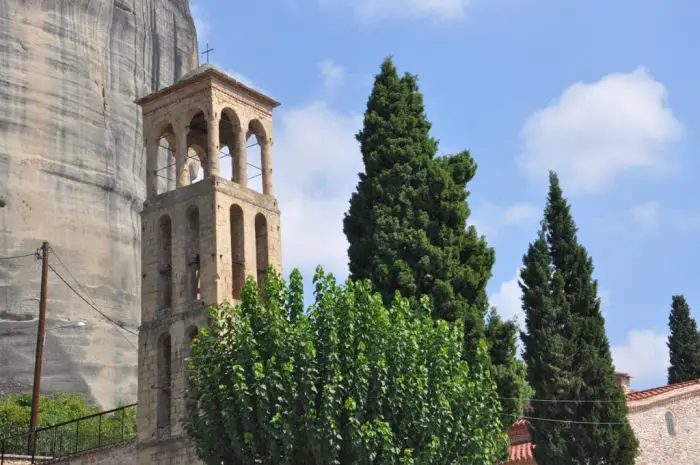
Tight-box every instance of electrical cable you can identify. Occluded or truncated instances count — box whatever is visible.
[48,264,137,349]
[0,251,39,261]
[501,412,628,426]
[500,396,619,404]
[48,247,100,308]
[47,262,137,336]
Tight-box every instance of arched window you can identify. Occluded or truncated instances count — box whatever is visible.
[157,333,172,437]
[219,108,245,184]
[230,205,245,300]
[184,109,208,185]
[665,411,676,436]
[151,121,176,196]
[255,213,269,289]
[247,119,267,193]
[158,215,173,309]
[186,206,200,301]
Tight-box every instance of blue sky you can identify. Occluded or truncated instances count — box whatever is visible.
[191,0,700,390]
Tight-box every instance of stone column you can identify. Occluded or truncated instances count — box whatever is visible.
[175,121,190,187]
[146,135,159,198]
[232,130,247,187]
[261,139,274,196]
[207,113,220,178]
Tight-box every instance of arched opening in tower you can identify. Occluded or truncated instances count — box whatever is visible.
[186,111,208,184]
[247,119,267,193]
[158,215,173,309]
[157,333,172,437]
[186,205,200,301]
[218,107,244,183]
[230,204,245,300]
[154,122,176,195]
[255,213,269,289]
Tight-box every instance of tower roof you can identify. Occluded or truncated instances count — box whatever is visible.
[177,63,224,82]
[135,63,280,109]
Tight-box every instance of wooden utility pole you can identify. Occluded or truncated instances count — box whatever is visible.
[28,241,49,456]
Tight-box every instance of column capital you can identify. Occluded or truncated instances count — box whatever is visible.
[174,115,191,135]
[205,110,220,122]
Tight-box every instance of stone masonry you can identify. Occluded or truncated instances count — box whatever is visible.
[134,64,283,465]
[626,379,700,465]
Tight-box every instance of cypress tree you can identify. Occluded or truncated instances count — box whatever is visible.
[520,171,638,464]
[343,57,494,355]
[667,294,700,384]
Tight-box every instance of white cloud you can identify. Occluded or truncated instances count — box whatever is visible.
[490,271,523,324]
[611,330,668,388]
[471,202,538,237]
[320,0,471,21]
[190,2,211,44]
[274,102,363,277]
[319,60,346,94]
[628,201,661,231]
[519,68,682,195]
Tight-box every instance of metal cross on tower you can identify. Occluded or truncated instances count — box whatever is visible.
[201,43,214,64]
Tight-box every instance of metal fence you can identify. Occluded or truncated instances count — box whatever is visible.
[0,403,137,464]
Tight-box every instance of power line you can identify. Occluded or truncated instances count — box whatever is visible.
[0,251,39,261]
[502,413,628,426]
[48,262,137,336]
[49,246,139,338]
[48,264,137,349]
[48,247,99,309]
[501,396,619,404]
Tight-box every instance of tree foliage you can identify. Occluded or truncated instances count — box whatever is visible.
[667,294,700,384]
[0,392,96,437]
[0,392,136,456]
[484,309,532,425]
[184,268,507,465]
[342,57,494,357]
[519,171,638,465]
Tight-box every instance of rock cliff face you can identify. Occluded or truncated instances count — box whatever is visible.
[0,0,198,408]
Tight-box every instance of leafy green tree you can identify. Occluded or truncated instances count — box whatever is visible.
[0,392,135,456]
[519,171,638,465]
[667,294,700,384]
[342,57,494,357]
[184,268,507,465]
[484,308,532,426]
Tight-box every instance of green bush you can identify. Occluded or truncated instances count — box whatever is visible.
[0,392,136,457]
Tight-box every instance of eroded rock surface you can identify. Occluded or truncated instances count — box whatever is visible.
[0,0,198,408]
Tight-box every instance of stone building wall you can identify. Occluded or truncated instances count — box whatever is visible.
[627,383,700,465]
[47,441,136,465]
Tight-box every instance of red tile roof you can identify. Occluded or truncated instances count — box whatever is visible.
[507,441,535,463]
[625,379,700,401]
[507,418,529,435]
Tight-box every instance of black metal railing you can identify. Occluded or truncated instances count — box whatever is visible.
[0,403,137,464]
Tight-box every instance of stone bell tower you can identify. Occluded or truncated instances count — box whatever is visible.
[134,64,282,465]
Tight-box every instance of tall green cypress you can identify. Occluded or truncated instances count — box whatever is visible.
[520,171,638,464]
[667,295,700,384]
[343,57,494,355]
